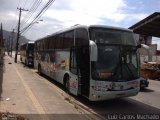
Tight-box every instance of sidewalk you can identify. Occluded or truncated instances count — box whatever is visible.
[0,57,3,100]
[0,55,89,120]
[0,55,37,114]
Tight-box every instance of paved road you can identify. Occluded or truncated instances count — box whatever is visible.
[132,80,160,109]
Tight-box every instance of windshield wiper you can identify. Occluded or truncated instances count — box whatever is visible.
[108,46,123,81]
[124,63,135,79]
[111,47,136,80]
[121,48,137,79]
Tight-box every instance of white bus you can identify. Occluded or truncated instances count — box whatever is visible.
[34,25,141,101]
[20,41,35,66]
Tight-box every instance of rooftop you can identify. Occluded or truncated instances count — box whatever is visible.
[129,12,160,37]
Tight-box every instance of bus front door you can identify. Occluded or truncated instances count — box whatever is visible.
[77,46,90,97]
[70,46,90,97]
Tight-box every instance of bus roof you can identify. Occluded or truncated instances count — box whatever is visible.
[20,41,34,47]
[89,25,133,32]
[36,24,133,41]
[28,41,35,44]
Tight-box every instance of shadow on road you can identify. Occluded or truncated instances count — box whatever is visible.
[73,96,160,120]
[35,71,65,90]
[140,88,155,92]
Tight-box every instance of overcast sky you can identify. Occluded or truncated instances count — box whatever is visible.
[0,0,160,48]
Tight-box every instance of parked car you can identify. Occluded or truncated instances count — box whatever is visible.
[140,77,149,89]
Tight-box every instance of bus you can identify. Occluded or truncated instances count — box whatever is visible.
[20,41,35,66]
[34,25,141,101]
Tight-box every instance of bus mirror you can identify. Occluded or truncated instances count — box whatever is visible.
[140,44,152,62]
[89,40,98,61]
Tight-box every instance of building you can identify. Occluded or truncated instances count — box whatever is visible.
[129,12,160,63]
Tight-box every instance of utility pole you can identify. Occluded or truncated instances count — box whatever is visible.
[15,8,28,63]
[7,36,10,56]
[9,36,11,54]
[11,29,14,57]
[0,23,3,58]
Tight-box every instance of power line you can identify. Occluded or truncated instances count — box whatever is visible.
[22,0,29,9]
[21,0,42,29]
[12,0,40,31]
[21,0,55,35]
[23,0,46,32]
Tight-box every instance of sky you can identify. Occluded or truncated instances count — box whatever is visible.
[0,0,160,48]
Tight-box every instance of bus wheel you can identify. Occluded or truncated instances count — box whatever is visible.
[38,65,42,75]
[64,76,70,93]
[25,60,28,66]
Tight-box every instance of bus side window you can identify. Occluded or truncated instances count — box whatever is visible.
[75,28,89,46]
[45,38,50,49]
[64,31,74,49]
[59,34,64,49]
[49,37,55,49]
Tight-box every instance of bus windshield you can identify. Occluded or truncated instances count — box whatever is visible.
[89,27,136,45]
[28,44,34,51]
[27,43,34,57]
[90,28,139,81]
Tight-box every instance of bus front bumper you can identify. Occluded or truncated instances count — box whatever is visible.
[89,88,140,101]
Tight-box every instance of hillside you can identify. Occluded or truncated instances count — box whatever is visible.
[3,30,30,50]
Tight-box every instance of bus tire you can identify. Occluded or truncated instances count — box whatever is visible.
[38,65,42,75]
[20,57,22,62]
[24,60,27,66]
[64,75,70,93]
